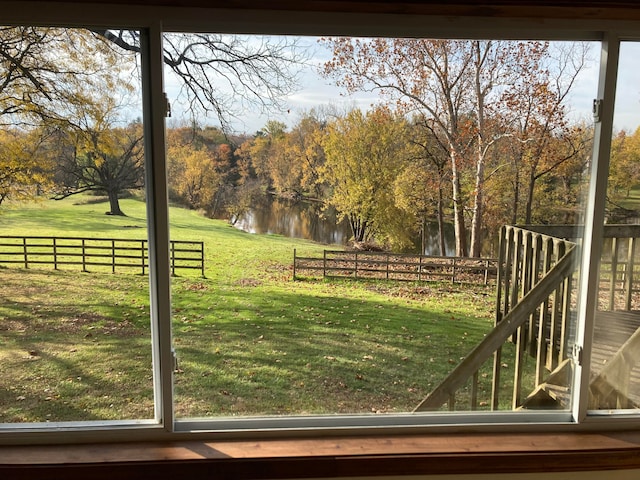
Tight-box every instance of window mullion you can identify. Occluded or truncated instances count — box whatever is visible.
[572,33,620,423]
[141,23,174,430]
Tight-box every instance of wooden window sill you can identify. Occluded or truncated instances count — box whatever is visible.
[2,430,640,479]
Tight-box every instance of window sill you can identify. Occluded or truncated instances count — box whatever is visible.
[2,430,640,479]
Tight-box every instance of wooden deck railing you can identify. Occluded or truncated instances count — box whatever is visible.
[0,235,205,276]
[414,226,577,411]
[293,249,497,285]
[415,224,640,412]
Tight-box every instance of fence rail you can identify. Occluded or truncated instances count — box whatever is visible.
[293,249,497,285]
[0,235,205,276]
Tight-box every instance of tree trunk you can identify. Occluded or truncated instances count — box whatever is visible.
[420,216,426,256]
[511,161,520,225]
[107,190,125,216]
[437,183,446,256]
[524,166,536,225]
[469,41,485,259]
[350,215,367,243]
[451,151,468,257]
[469,157,485,258]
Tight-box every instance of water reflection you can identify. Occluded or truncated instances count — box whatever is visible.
[233,196,351,245]
[233,196,457,255]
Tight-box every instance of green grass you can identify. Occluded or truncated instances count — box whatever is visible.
[0,196,505,421]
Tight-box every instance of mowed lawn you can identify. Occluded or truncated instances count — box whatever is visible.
[0,196,503,422]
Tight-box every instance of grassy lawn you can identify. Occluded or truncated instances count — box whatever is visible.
[0,196,506,422]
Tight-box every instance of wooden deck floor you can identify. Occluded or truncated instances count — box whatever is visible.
[592,310,640,406]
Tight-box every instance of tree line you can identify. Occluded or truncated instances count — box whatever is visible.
[2,28,640,257]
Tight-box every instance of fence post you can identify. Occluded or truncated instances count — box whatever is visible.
[293,248,297,280]
[323,250,327,278]
[355,252,358,279]
[170,241,175,277]
[23,237,28,269]
[141,240,146,275]
[53,237,58,270]
[386,253,390,280]
[451,257,457,283]
[81,239,87,272]
[418,255,423,282]
[112,240,116,273]
[484,259,489,285]
[200,241,205,278]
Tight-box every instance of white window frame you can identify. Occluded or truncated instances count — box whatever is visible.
[1,0,639,443]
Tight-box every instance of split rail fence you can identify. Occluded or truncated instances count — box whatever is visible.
[293,249,497,285]
[0,235,205,276]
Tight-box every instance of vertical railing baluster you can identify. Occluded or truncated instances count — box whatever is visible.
[547,240,566,372]
[528,234,542,357]
[625,237,635,311]
[609,237,618,311]
[492,225,509,410]
[535,238,553,385]
[471,370,479,410]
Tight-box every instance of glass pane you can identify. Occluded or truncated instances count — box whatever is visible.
[164,35,598,419]
[0,27,154,422]
[589,41,640,412]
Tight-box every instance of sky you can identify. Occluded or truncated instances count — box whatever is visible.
[165,38,640,136]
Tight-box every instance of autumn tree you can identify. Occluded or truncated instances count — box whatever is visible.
[0,127,54,206]
[498,42,591,225]
[0,27,123,125]
[609,127,640,210]
[283,112,327,198]
[321,107,413,248]
[166,124,238,217]
[322,37,587,257]
[395,118,450,255]
[52,120,144,215]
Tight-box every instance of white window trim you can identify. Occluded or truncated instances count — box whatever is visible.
[1,0,640,444]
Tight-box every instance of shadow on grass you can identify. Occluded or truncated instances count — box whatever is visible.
[1,267,504,420]
[171,286,497,416]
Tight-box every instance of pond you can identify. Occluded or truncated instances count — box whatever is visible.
[232,196,457,256]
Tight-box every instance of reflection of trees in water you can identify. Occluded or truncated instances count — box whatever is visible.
[234,195,351,245]
[233,195,460,255]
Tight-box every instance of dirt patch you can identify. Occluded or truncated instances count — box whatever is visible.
[236,278,262,287]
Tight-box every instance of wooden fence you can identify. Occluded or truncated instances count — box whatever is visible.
[0,236,205,276]
[293,249,497,285]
